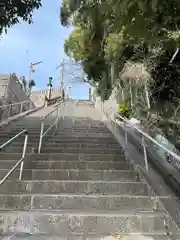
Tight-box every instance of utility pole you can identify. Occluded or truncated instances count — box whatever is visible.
[56,58,65,97]
[61,59,64,87]
[28,61,42,95]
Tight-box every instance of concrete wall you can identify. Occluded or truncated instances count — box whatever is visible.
[0,74,36,120]
[0,74,35,106]
[31,86,62,107]
[6,74,35,107]
[93,87,118,120]
[0,74,9,104]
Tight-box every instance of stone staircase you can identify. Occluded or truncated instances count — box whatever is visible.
[0,101,179,239]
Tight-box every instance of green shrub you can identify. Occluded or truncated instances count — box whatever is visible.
[117,104,132,119]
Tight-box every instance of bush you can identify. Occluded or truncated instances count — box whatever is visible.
[117,104,133,119]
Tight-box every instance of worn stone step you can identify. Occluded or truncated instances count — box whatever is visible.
[1,234,180,240]
[1,146,123,154]
[26,160,132,170]
[1,146,37,154]
[9,142,121,150]
[59,124,107,128]
[0,158,129,170]
[58,124,108,128]
[0,128,41,132]
[0,235,179,240]
[0,169,137,181]
[0,135,40,140]
[1,143,39,149]
[0,211,176,236]
[0,128,41,133]
[57,128,111,133]
[0,153,126,161]
[43,143,121,149]
[0,153,34,161]
[0,195,159,212]
[42,148,123,154]
[29,169,137,181]
[0,169,20,180]
[0,181,150,195]
[54,133,113,138]
[47,137,117,144]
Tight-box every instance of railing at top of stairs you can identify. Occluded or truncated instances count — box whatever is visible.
[45,95,63,107]
[0,100,35,122]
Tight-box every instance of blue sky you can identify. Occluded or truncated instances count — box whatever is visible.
[0,0,89,99]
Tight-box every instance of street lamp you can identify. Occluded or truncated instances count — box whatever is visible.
[47,77,53,100]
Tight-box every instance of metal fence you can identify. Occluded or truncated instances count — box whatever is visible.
[0,100,34,121]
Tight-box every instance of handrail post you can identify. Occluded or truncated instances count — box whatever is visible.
[29,101,32,110]
[141,135,148,171]
[38,119,44,154]
[20,102,23,114]
[56,107,60,131]
[124,130,128,161]
[7,104,11,118]
[63,102,65,119]
[19,132,28,180]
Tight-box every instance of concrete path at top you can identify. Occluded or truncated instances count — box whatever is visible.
[63,100,102,120]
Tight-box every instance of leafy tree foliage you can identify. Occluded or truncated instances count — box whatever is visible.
[60,0,180,145]
[0,0,42,35]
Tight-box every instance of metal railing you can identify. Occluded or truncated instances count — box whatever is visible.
[103,106,180,174]
[0,130,28,186]
[45,95,63,106]
[0,100,34,121]
[38,100,66,153]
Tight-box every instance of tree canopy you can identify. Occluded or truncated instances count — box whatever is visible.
[60,0,180,147]
[0,0,42,35]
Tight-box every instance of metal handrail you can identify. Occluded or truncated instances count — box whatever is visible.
[114,112,180,161]
[104,105,180,171]
[0,100,34,121]
[0,129,28,185]
[38,100,66,153]
[0,100,30,109]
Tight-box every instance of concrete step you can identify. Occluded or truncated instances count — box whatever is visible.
[0,181,150,195]
[56,128,112,133]
[0,169,20,180]
[0,128,41,132]
[0,195,159,212]
[1,146,123,154]
[42,148,123,154]
[0,211,177,236]
[59,124,107,128]
[54,133,114,138]
[2,146,37,153]
[47,137,117,144]
[1,127,42,131]
[28,169,137,181]
[1,142,40,149]
[7,142,121,150]
[26,160,132,170]
[43,143,121,149]
[0,153,35,161]
[0,235,179,240]
[0,169,138,182]
[0,158,133,170]
[0,153,126,161]
[1,234,180,240]
[0,133,40,139]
